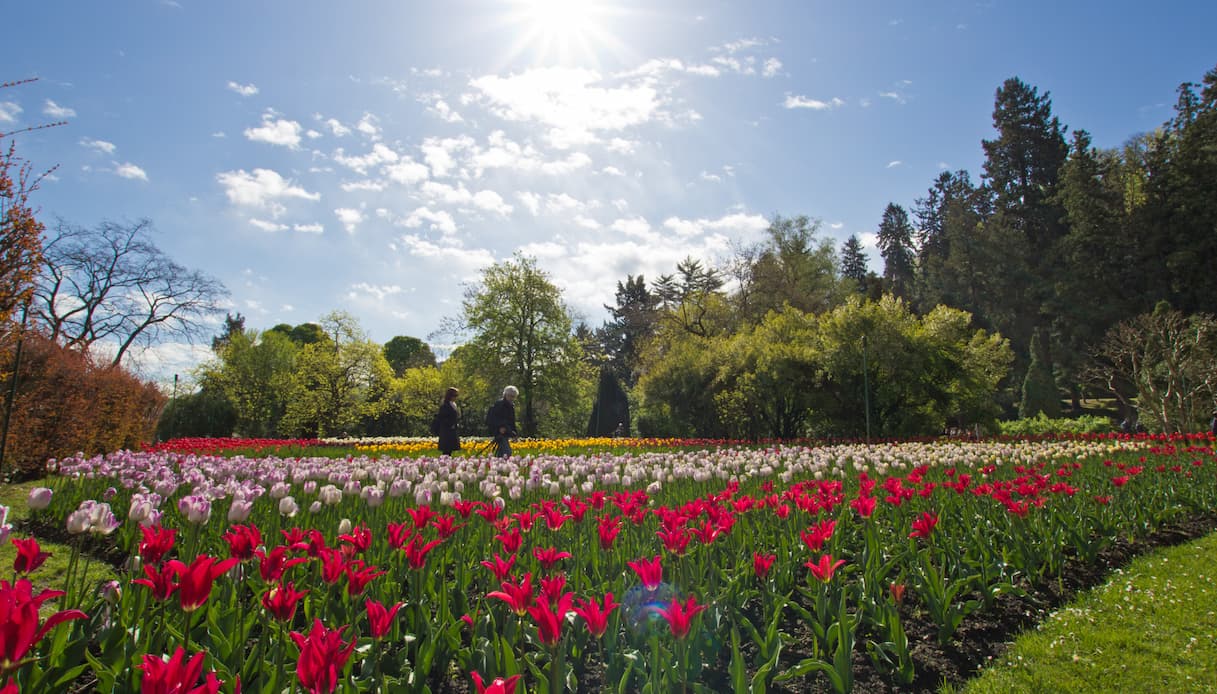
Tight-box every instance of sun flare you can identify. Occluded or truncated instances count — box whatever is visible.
[501,0,626,66]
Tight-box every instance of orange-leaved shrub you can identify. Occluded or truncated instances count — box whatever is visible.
[0,334,165,480]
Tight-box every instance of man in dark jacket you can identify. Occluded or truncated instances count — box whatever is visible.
[487,385,519,458]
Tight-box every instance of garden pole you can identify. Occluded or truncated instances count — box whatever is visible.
[0,300,30,480]
[169,373,179,440]
[862,334,871,444]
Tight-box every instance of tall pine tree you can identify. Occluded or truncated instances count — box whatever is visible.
[839,235,868,294]
[876,203,916,300]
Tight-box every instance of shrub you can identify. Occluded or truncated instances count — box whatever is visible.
[998,412,1114,436]
[0,334,165,480]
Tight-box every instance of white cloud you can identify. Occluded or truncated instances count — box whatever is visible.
[43,99,76,118]
[606,138,636,154]
[348,282,402,302]
[469,131,592,177]
[472,190,513,216]
[470,67,662,148]
[341,179,387,193]
[601,166,625,176]
[334,207,365,234]
[306,129,322,139]
[420,92,464,123]
[879,91,907,104]
[333,143,399,174]
[212,131,227,138]
[324,118,351,137]
[244,112,303,148]
[784,95,845,110]
[248,217,288,232]
[0,101,23,123]
[114,162,148,181]
[397,234,494,272]
[80,137,116,154]
[662,212,769,238]
[356,113,381,139]
[400,206,458,235]
[610,216,653,239]
[700,171,722,183]
[762,58,783,78]
[227,81,259,97]
[518,241,567,260]
[830,222,845,230]
[516,191,541,216]
[217,168,320,217]
[293,222,324,234]
[886,160,903,168]
[384,158,430,185]
[573,215,601,230]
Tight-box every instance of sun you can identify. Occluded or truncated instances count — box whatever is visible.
[500,0,627,66]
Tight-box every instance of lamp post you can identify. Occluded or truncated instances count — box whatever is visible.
[861,334,872,444]
[169,373,179,440]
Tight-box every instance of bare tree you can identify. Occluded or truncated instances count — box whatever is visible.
[1084,305,1217,432]
[32,219,228,367]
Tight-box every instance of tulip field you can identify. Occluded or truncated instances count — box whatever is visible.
[3,433,1217,693]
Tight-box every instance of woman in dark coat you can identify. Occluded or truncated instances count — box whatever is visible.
[436,387,461,456]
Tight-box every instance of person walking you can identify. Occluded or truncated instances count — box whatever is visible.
[435,387,461,456]
[486,385,519,458]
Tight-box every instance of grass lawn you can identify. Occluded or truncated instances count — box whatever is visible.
[953,530,1217,694]
[2,478,117,598]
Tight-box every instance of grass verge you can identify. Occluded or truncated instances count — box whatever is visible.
[952,530,1217,694]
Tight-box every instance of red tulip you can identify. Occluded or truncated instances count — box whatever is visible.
[222,525,261,561]
[539,573,567,606]
[431,515,465,539]
[909,511,938,540]
[526,592,572,647]
[480,553,517,581]
[539,503,572,531]
[487,573,535,615]
[338,524,372,554]
[799,519,836,552]
[596,515,621,550]
[318,548,348,585]
[133,562,180,602]
[889,582,906,605]
[403,535,444,570]
[849,494,876,518]
[655,595,706,639]
[495,526,523,554]
[470,672,522,694]
[139,525,177,565]
[805,554,846,583]
[752,552,776,579]
[510,510,539,531]
[532,546,572,571]
[656,527,690,556]
[11,538,50,575]
[0,579,88,678]
[452,499,480,519]
[262,581,308,622]
[572,592,619,638]
[139,647,222,694]
[255,546,308,583]
[386,521,413,550]
[407,505,436,530]
[628,555,663,590]
[690,521,720,545]
[345,561,385,596]
[365,598,404,639]
[290,620,357,694]
[172,555,238,612]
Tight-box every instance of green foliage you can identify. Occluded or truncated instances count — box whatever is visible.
[154,385,236,439]
[202,328,297,437]
[459,253,590,437]
[997,413,1113,436]
[637,295,1012,438]
[383,335,436,376]
[876,203,915,299]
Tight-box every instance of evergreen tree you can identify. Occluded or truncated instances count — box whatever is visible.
[1019,330,1060,418]
[876,203,916,299]
[839,235,868,293]
[599,274,659,385]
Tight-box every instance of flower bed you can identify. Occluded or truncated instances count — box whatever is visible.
[5,434,1215,693]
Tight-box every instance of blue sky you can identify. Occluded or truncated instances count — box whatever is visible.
[3,0,1214,383]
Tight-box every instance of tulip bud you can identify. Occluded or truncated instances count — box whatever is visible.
[337,518,353,535]
[100,580,122,604]
[67,509,92,535]
[309,501,323,514]
[279,496,299,517]
[228,498,254,523]
[27,487,53,510]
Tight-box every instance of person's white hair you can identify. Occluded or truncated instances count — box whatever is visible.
[502,385,519,398]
